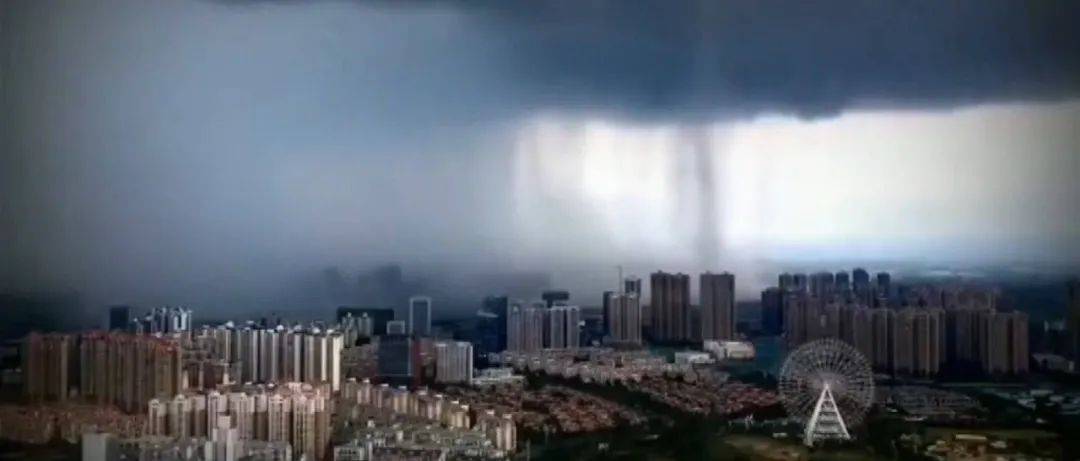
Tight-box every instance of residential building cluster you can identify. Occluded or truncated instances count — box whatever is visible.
[765,270,1029,376]
[495,348,694,385]
[506,302,581,353]
[83,418,292,461]
[648,271,737,343]
[877,386,984,422]
[23,332,184,412]
[109,306,194,335]
[441,384,646,435]
[188,324,346,391]
[0,403,145,445]
[627,378,779,417]
[144,382,332,460]
[336,378,516,457]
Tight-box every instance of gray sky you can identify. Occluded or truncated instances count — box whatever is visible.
[1,0,1078,312]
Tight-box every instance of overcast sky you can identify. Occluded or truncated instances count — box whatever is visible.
[1,0,1078,311]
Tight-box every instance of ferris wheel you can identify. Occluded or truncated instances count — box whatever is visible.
[778,338,874,446]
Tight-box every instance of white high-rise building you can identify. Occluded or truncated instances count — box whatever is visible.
[522,306,545,352]
[435,341,473,384]
[606,294,641,345]
[507,303,524,352]
[260,329,280,383]
[409,296,433,336]
[327,333,344,392]
[547,305,580,349]
[548,308,566,348]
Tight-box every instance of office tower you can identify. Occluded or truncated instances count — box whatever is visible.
[481,295,510,353]
[108,306,131,331]
[22,333,72,402]
[650,271,691,342]
[378,335,413,378]
[700,272,736,341]
[761,288,784,335]
[435,341,473,384]
[876,272,891,298]
[336,307,394,336]
[1070,279,1080,359]
[541,290,570,308]
[408,296,433,336]
[386,321,407,336]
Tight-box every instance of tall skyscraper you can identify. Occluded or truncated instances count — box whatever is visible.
[700,272,736,341]
[378,335,413,378]
[522,305,546,352]
[601,291,615,336]
[482,296,509,352]
[22,333,72,402]
[606,293,642,345]
[546,305,580,349]
[834,271,850,293]
[506,302,524,352]
[408,296,432,337]
[650,271,691,342]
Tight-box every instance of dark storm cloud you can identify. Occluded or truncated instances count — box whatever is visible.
[219,0,1080,118]
[1,0,1078,321]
